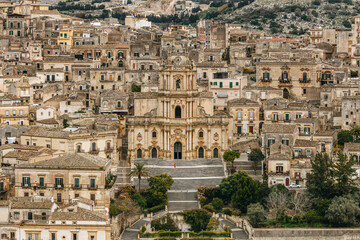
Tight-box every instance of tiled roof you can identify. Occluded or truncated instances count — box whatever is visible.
[262,124,296,134]
[22,127,70,138]
[49,208,107,221]
[227,97,259,106]
[17,153,108,170]
[11,201,54,209]
[294,139,317,148]
[344,142,360,152]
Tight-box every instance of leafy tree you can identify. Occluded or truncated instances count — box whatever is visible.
[146,190,167,208]
[151,214,178,231]
[131,84,141,92]
[109,203,121,217]
[337,130,353,146]
[148,174,174,193]
[343,20,352,28]
[307,153,335,199]
[304,209,322,224]
[147,174,174,208]
[247,203,267,227]
[129,163,149,193]
[223,150,240,174]
[182,209,212,232]
[131,193,146,209]
[352,125,360,142]
[248,149,264,174]
[210,198,224,212]
[63,119,69,128]
[333,152,356,196]
[325,196,360,226]
[220,171,262,213]
[206,217,219,231]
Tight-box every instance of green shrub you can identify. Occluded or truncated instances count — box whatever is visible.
[151,214,179,231]
[203,204,215,212]
[109,203,121,217]
[222,208,232,215]
[247,203,266,227]
[210,198,224,212]
[182,209,212,232]
[304,209,322,224]
[189,231,231,237]
[144,203,165,214]
[198,187,220,206]
[131,193,146,209]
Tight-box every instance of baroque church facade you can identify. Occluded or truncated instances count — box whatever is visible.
[127,53,229,161]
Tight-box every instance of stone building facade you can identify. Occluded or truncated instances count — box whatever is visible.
[127,54,228,161]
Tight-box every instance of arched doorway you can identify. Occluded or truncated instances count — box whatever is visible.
[175,106,181,118]
[213,148,219,158]
[174,142,182,159]
[198,147,204,158]
[151,148,157,159]
[137,149,142,158]
[283,88,289,99]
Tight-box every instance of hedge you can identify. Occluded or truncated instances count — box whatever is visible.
[189,231,231,237]
[141,231,182,238]
[144,203,165,214]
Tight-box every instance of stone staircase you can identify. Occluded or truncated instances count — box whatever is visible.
[230,153,263,182]
[132,159,226,213]
[114,161,131,193]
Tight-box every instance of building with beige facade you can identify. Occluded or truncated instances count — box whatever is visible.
[127,53,229,161]
[14,154,111,209]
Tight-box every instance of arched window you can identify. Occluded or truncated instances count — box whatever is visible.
[76,144,81,153]
[117,101,121,108]
[303,72,307,81]
[79,86,82,90]
[91,142,96,152]
[213,148,219,158]
[198,147,204,158]
[106,141,111,150]
[174,142,182,159]
[176,79,181,90]
[151,148,157,158]
[28,212,33,220]
[118,60,123,67]
[199,131,203,138]
[137,149,142,158]
[118,75,121,81]
[175,106,181,118]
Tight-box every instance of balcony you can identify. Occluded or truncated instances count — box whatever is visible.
[89,148,99,155]
[33,183,47,189]
[88,185,98,190]
[22,184,31,188]
[54,184,64,189]
[279,77,291,83]
[105,147,114,153]
[260,78,272,82]
[299,78,310,83]
[72,184,82,189]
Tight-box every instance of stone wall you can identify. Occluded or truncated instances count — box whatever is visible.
[252,228,360,240]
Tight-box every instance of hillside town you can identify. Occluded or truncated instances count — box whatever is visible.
[0,0,360,239]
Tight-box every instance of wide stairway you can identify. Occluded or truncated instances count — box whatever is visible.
[133,159,226,213]
[231,153,262,182]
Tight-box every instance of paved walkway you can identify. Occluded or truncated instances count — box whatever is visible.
[121,211,166,240]
[219,218,248,240]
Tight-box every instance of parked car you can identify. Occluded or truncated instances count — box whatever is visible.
[289,183,301,188]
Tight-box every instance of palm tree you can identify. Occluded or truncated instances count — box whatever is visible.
[129,163,149,193]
